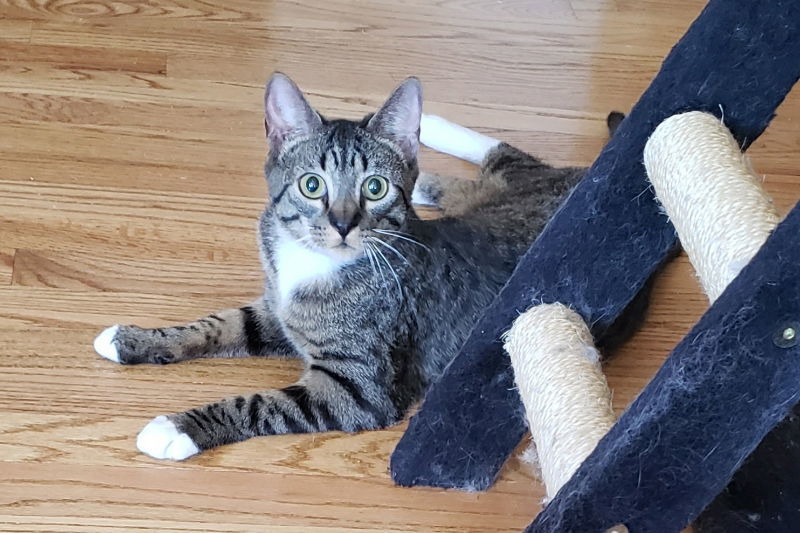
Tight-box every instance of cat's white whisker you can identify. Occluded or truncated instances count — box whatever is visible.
[370,237,411,266]
[364,242,379,278]
[373,228,414,237]
[366,241,386,283]
[370,242,402,293]
[373,229,431,251]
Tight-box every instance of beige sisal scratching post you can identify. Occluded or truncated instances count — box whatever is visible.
[503,112,782,506]
[504,303,615,501]
[644,111,780,303]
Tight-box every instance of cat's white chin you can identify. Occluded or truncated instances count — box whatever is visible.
[137,415,200,461]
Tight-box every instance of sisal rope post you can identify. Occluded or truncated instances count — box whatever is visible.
[644,111,780,303]
[504,303,615,500]
[504,111,781,505]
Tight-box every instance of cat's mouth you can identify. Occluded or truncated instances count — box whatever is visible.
[316,225,365,261]
[323,240,363,262]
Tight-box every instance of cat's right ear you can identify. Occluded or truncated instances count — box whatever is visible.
[264,73,322,153]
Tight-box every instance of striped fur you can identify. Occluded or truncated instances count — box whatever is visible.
[97,75,599,460]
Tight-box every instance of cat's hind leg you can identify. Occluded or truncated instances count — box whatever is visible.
[419,114,501,164]
[412,171,505,215]
[421,113,562,186]
[421,111,623,164]
[93,299,297,365]
[415,115,508,214]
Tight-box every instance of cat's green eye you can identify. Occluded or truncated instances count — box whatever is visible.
[361,175,389,201]
[299,173,326,199]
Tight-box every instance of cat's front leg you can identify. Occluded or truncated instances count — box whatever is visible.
[136,357,398,459]
[93,299,297,365]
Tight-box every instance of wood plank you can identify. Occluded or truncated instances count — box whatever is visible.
[0,19,32,42]
[0,0,267,23]
[0,181,262,258]
[0,64,262,108]
[0,249,13,286]
[0,156,266,198]
[11,249,264,296]
[0,41,166,74]
[0,286,255,330]
[8,0,576,26]
[0,463,534,533]
[0,92,259,137]
[29,14,689,59]
[0,121,259,174]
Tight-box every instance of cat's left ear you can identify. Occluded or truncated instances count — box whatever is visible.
[367,77,422,161]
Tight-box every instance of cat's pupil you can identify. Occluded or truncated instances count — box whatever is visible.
[367,178,382,196]
[306,176,320,193]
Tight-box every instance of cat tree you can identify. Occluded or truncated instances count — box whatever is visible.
[391,0,800,530]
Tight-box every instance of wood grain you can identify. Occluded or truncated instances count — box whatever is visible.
[0,0,796,531]
[0,19,32,42]
[0,287,252,330]
[0,249,13,286]
[0,180,261,258]
[0,41,167,74]
[0,463,532,533]
[11,249,264,296]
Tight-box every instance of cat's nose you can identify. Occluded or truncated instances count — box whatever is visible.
[328,211,361,238]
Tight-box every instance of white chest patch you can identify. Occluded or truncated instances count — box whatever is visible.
[274,232,342,301]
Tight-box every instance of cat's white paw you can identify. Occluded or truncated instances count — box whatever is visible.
[137,415,200,460]
[411,185,438,206]
[420,114,500,165]
[94,325,121,363]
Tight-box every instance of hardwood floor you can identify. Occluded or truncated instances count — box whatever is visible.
[1,1,798,531]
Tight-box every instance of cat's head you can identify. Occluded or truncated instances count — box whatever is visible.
[263,73,422,262]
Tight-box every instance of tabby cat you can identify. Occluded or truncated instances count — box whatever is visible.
[94,73,596,460]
